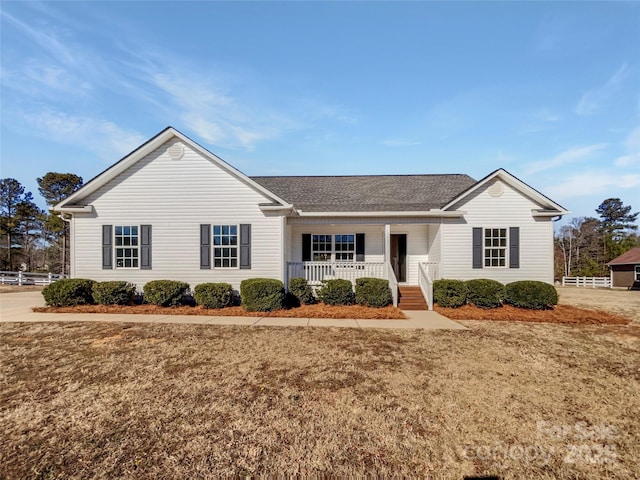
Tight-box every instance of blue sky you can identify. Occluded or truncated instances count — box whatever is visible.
[1,1,639,224]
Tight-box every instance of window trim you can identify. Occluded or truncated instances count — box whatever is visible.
[114,225,140,269]
[311,233,356,262]
[635,265,640,282]
[483,227,508,268]
[212,224,239,269]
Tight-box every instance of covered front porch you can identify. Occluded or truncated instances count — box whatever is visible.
[284,220,443,308]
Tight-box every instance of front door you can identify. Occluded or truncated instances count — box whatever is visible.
[390,234,407,282]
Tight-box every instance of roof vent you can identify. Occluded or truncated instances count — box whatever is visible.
[167,143,185,160]
[488,181,504,198]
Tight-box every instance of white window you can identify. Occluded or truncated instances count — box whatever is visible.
[335,234,355,261]
[213,225,238,268]
[115,225,139,268]
[484,228,507,267]
[312,234,356,262]
[635,265,640,281]
[312,234,332,261]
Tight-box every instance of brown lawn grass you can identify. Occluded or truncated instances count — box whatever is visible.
[1,321,638,478]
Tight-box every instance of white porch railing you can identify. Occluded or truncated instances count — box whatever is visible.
[384,262,399,307]
[287,261,385,285]
[0,271,65,286]
[418,262,439,310]
[562,276,611,288]
[286,261,398,306]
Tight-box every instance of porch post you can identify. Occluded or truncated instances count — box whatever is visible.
[384,224,391,263]
[281,216,288,290]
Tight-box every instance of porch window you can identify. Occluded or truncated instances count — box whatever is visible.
[310,234,356,261]
[115,225,139,268]
[335,234,355,261]
[312,234,332,261]
[213,225,238,268]
[484,228,507,267]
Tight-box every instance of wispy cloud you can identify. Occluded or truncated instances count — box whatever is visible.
[546,169,640,200]
[524,144,607,175]
[1,3,356,153]
[614,126,640,167]
[23,110,146,162]
[575,64,628,115]
[519,108,562,134]
[1,9,76,65]
[381,139,422,147]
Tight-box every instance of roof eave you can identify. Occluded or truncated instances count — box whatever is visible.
[532,209,571,217]
[52,205,93,213]
[259,204,295,214]
[295,209,466,217]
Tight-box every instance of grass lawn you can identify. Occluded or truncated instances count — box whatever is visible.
[1,320,638,478]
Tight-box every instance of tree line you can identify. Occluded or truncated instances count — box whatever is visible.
[554,198,638,279]
[1,174,83,274]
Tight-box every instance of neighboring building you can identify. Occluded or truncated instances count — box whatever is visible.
[55,127,570,307]
[607,247,640,289]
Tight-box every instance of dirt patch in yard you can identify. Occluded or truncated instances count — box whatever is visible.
[1,321,638,478]
[556,286,640,324]
[33,303,407,319]
[435,304,630,325]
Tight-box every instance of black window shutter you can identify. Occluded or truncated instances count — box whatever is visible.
[140,225,152,270]
[509,227,520,269]
[239,224,251,269]
[356,233,365,261]
[302,234,311,261]
[472,227,483,269]
[102,225,113,269]
[200,224,211,269]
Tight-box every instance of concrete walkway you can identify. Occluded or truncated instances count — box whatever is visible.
[0,291,467,330]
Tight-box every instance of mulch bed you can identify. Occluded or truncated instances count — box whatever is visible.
[434,303,630,325]
[33,302,631,325]
[33,303,407,320]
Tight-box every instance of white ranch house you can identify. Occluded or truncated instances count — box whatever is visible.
[55,127,569,308]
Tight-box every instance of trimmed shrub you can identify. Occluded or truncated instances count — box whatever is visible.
[355,277,392,308]
[465,278,505,309]
[433,279,467,308]
[42,278,95,307]
[505,281,558,310]
[193,282,234,309]
[92,281,136,305]
[288,277,315,306]
[317,279,355,306]
[143,280,190,307]
[240,278,285,312]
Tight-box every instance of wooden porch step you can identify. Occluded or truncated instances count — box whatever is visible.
[397,286,428,310]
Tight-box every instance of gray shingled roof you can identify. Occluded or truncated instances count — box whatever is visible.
[250,174,477,212]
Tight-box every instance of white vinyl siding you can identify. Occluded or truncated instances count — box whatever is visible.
[72,139,283,290]
[440,179,554,283]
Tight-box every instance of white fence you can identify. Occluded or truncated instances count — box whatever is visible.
[0,271,65,286]
[562,276,611,288]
